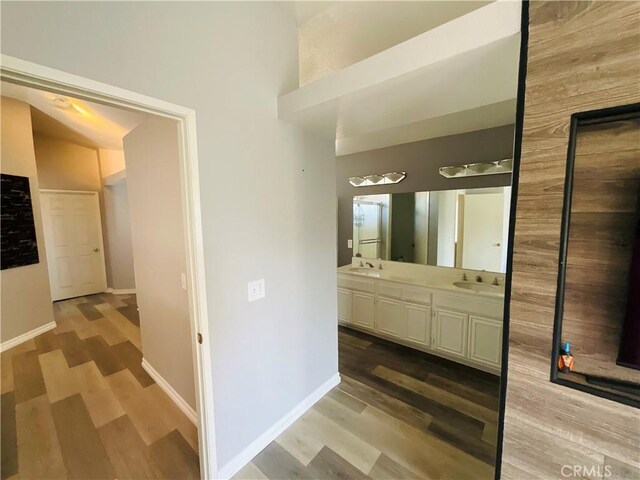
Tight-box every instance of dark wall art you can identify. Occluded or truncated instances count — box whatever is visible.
[1,174,40,270]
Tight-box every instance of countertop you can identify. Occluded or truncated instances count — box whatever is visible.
[337,264,505,299]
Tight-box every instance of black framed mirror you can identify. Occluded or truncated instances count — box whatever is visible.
[551,102,640,408]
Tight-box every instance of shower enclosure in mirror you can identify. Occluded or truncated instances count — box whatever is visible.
[353,187,511,273]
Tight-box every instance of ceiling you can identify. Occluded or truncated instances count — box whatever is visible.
[283,0,520,156]
[1,81,143,150]
[296,1,488,85]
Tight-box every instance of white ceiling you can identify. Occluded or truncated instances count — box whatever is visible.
[1,81,143,150]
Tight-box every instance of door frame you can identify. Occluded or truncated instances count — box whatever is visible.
[40,189,108,301]
[494,1,530,478]
[1,54,217,477]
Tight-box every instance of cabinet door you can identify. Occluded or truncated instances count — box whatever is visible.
[337,288,352,323]
[352,292,375,329]
[468,315,502,368]
[377,296,405,338]
[433,308,468,358]
[406,303,431,346]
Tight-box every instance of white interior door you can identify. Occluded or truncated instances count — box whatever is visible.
[40,190,107,301]
[461,193,505,272]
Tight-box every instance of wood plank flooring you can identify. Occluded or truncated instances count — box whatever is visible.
[0,293,199,480]
[4,299,498,480]
[234,326,500,480]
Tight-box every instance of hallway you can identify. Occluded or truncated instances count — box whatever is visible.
[0,294,199,480]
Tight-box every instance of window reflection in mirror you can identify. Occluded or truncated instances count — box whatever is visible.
[353,187,511,273]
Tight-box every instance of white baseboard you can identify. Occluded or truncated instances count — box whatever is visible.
[217,372,341,479]
[105,288,136,295]
[141,358,198,425]
[1,321,56,353]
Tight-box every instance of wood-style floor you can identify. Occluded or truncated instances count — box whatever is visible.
[0,293,199,480]
[234,326,500,480]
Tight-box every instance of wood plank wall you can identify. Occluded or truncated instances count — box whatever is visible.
[563,119,640,384]
[501,1,640,478]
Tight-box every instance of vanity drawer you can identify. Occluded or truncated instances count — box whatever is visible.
[403,286,432,305]
[377,281,402,300]
[337,275,375,293]
[434,292,502,319]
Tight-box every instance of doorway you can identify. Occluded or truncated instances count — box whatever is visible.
[0,54,216,478]
[40,190,108,301]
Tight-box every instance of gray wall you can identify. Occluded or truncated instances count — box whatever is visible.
[1,2,338,473]
[102,181,136,290]
[123,117,195,409]
[337,125,515,266]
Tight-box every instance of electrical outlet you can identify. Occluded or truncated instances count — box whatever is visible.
[248,279,266,302]
[348,239,353,248]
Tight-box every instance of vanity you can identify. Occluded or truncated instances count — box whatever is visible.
[337,262,505,374]
[341,185,511,374]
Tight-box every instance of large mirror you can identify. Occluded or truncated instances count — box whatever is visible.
[353,187,511,273]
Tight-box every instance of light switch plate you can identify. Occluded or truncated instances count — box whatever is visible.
[348,239,353,248]
[181,273,187,290]
[248,279,266,302]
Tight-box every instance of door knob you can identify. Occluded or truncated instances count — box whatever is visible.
[93,248,99,252]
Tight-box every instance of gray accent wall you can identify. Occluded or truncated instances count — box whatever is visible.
[337,125,516,266]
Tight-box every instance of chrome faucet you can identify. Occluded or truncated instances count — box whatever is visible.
[359,260,364,267]
[378,263,383,270]
[475,275,483,283]
[366,262,375,268]
[492,277,500,286]
[461,272,468,281]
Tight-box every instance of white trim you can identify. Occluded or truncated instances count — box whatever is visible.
[1,53,217,478]
[141,358,198,425]
[105,288,137,295]
[1,321,56,353]
[217,373,341,480]
[40,188,100,195]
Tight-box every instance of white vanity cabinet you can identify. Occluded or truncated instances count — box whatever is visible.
[337,288,352,323]
[375,280,432,345]
[352,292,375,329]
[377,296,405,338]
[337,272,503,374]
[432,308,468,359]
[405,303,431,346]
[468,315,503,368]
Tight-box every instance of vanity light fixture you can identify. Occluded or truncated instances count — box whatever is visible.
[349,172,406,187]
[439,159,513,178]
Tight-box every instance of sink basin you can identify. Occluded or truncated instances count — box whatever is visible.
[453,281,502,295]
[349,267,381,278]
